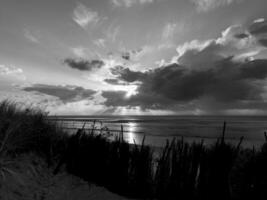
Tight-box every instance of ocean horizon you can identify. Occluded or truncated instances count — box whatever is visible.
[48,115,267,148]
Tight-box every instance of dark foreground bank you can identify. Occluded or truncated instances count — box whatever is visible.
[1,100,267,200]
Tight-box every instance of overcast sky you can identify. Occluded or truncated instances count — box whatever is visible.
[1,0,267,115]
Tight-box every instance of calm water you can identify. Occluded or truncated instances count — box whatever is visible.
[49,116,267,148]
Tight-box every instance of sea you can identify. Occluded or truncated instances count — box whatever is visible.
[48,115,267,148]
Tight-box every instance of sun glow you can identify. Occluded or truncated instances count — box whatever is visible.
[125,85,138,98]
[108,84,138,98]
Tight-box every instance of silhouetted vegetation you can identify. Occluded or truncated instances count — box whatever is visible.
[2,100,267,199]
[0,101,67,164]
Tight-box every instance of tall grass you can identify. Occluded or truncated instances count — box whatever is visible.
[0,100,67,166]
[2,100,267,199]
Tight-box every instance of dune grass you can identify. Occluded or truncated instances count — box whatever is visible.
[2,100,267,199]
[0,100,67,171]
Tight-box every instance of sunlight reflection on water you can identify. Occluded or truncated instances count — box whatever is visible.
[127,122,136,144]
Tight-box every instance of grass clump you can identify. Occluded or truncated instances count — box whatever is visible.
[0,100,67,167]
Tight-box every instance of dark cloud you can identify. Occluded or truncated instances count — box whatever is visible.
[142,59,265,102]
[104,78,128,85]
[24,84,96,103]
[234,33,249,39]
[248,20,267,47]
[104,79,121,85]
[102,58,267,110]
[258,39,267,47]
[121,52,130,61]
[249,20,267,35]
[121,48,144,61]
[64,58,104,71]
[110,65,146,82]
[103,20,267,112]
[177,41,230,71]
[239,59,267,80]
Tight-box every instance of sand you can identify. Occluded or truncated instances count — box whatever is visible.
[0,153,133,200]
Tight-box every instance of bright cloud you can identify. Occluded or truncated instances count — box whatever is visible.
[111,0,154,7]
[73,3,100,28]
[176,22,265,69]
[0,65,23,75]
[254,18,265,23]
[0,64,25,80]
[24,29,40,43]
[191,0,241,12]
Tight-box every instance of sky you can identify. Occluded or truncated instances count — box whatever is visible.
[1,0,267,115]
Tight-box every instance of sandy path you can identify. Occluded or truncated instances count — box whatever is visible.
[0,154,133,200]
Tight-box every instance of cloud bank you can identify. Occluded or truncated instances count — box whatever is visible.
[23,84,96,103]
[20,19,267,115]
[102,20,267,114]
